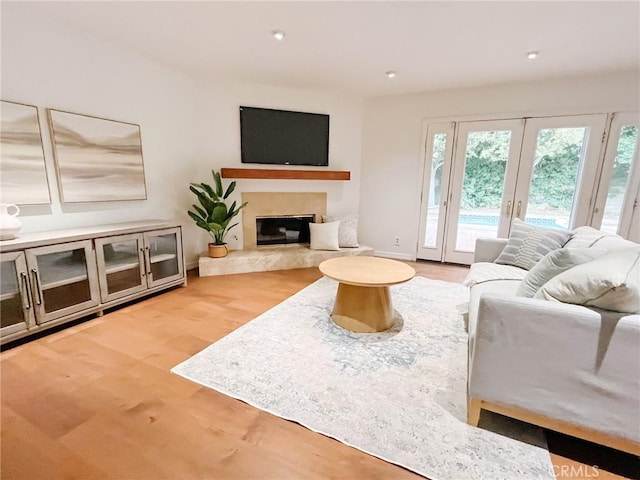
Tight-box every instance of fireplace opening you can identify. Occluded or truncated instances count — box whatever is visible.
[256,215,315,246]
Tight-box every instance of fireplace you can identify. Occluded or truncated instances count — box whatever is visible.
[241,192,327,250]
[256,215,315,246]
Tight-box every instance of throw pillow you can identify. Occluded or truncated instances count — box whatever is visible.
[309,221,340,251]
[534,247,640,314]
[494,219,573,270]
[516,247,606,298]
[322,214,359,248]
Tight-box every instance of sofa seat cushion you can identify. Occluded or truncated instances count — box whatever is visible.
[535,247,640,314]
[463,262,527,288]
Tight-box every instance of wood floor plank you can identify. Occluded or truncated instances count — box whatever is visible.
[1,262,635,480]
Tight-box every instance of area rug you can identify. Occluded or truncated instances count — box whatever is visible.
[172,276,554,480]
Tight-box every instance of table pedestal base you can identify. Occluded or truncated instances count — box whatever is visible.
[331,283,394,333]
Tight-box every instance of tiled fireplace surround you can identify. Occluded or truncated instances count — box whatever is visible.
[198,192,373,277]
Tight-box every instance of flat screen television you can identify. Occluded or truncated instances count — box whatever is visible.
[240,106,329,166]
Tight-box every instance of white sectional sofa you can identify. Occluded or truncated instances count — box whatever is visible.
[464,226,640,455]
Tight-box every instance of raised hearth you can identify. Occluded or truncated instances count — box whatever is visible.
[199,245,373,277]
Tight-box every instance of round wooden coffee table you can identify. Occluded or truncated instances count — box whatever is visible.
[319,256,416,333]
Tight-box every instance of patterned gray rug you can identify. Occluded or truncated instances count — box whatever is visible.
[172,276,554,480]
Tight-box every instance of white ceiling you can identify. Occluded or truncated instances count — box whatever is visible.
[8,1,640,97]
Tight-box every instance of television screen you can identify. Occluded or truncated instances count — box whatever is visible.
[240,106,329,166]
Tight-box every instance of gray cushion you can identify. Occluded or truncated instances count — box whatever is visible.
[322,213,359,248]
[494,219,573,270]
[516,247,606,298]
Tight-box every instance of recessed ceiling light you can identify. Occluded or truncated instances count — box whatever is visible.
[272,30,285,41]
[385,71,397,79]
[526,51,540,60]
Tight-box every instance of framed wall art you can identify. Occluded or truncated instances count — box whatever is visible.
[0,100,51,205]
[48,109,147,203]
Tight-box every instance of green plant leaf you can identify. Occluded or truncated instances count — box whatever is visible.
[191,204,207,218]
[187,210,204,223]
[212,204,228,223]
[213,170,224,197]
[223,180,236,199]
[200,182,217,200]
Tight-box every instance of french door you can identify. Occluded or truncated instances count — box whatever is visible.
[418,114,608,264]
[591,112,640,241]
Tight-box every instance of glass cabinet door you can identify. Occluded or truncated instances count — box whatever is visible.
[143,227,184,288]
[95,234,146,302]
[25,240,100,324]
[1,251,36,338]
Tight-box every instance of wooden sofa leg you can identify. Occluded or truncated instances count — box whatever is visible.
[467,397,481,426]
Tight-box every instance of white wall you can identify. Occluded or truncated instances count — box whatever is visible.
[360,71,640,260]
[189,80,363,257]
[1,4,199,254]
[1,5,364,267]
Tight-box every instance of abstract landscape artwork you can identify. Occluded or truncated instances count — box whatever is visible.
[48,109,147,203]
[0,100,51,205]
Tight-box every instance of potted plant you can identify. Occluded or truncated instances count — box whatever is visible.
[188,169,247,258]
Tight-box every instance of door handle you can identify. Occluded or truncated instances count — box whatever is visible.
[516,201,522,217]
[506,201,512,216]
[30,268,43,305]
[20,272,32,310]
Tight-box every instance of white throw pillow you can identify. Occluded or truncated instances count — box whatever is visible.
[534,247,640,314]
[309,221,340,251]
[322,214,359,248]
[516,247,606,298]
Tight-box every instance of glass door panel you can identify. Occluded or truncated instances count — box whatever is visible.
[444,119,524,264]
[1,252,35,337]
[456,130,512,250]
[515,115,607,230]
[417,123,454,261]
[26,240,100,324]
[524,127,589,230]
[592,113,640,238]
[144,228,184,288]
[95,234,146,302]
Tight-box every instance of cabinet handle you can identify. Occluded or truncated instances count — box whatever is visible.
[506,200,512,216]
[20,272,32,310]
[31,268,43,305]
[145,246,152,276]
[140,248,146,276]
[516,201,522,217]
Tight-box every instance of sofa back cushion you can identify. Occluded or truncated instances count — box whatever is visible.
[517,247,606,298]
[534,247,640,314]
[494,219,573,270]
[565,225,637,251]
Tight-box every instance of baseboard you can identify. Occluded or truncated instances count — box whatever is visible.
[374,251,416,261]
[186,260,199,271]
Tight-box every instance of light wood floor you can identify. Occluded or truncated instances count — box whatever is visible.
[1,262,637,480]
